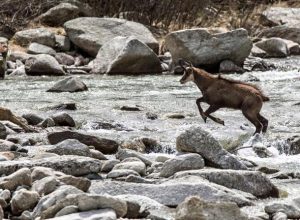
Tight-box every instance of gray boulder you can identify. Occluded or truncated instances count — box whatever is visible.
[25,54,65,76]
[255,38,288,58]
[165,28,252,67]
[51,112,76,127]
[47,76,88,93]
[14,28,56,47]
[64,17,159,56]
[261,7,300,27]
[101,159,120,173]
[11,189,39,215]
[251,45,267,58]
[175,196,248,220]
[27,42,56,55]
[176,127,247,170]
[160,153,205,178]
[113,159,146,176]
[174,169,279,198]
[55,53,75,65]
[116,148,152,166]
[258,26,300,44]
[0,155,102,176]
[48,130,119,154]
[90,176,252,207]
[55,35,71,52]
[91,36,162,74]
[46,139,91,157]
[38,3,80,26]
[22,113,44,125]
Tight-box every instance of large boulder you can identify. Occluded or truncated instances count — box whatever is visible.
[261,7,300,27]
[90,176,252,207]
[174,169,279,198]
[13,28,56,47]
[176,127,247,170]
[175,196,248,220]
[47,76,88,93]
[38,3,80,26]
[160,153,205,178]
[91,36,162,74]
[25,54,65,76]
[48,130,119,154]
[258,26,300,44]
[165,28,252,67]
[64,17,159,56]
[255,38,288,58]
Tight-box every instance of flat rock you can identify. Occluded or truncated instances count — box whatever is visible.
[90,176,252,207]
[64,17,159,56]
[48,130,119,154]
[0,155,102,176]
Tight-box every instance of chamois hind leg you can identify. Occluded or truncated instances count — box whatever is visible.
[204,105,225,125]
[196,97,207,122]
[242,97,263,135]
[257,113,268,133]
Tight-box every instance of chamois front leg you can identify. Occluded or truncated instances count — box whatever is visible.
[196,97,207,122]
[204,105,225,125]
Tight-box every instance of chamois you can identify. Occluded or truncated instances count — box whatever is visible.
[179,60,269,135]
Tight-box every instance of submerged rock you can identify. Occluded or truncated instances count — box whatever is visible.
[176,127,247,170]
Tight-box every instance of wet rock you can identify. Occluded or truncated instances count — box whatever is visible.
[22,113,44,125]
[55,53,75,65]
[13,28,56,47]
[101,159,120,173]
[160,153,205,178]
[146,112,158,120]
[58,175,91,192]
[38,193,127,219]
[32,176,59,195]
[55,35,71,52]
[50,112,76,127]
[64,17,158,56]
[175,196,248,220]
[0,122,7,139]
[0,155,102,176]
[257,166,279,174]
[258,26,300,45]
[113,159,146,176]
[46,139,90,157]
[51,209,117,220]
[0,140,18,152]
[165,28,252,67]
[40,117,56,128]
[219,60,245,73]
[0,168,32,190]
[287,135,300,155]
[174,169,279,198]
[47,77,87,93]
[48,131,119,154]
[176,126,247,170]
[38,3,80,26]
[32,185,83,218]
[107,169,140,179]
[11,189,39,215]
[91,36,162,74]
[90,176,252,207]
[49,103,77,111]
[255,38,288,58]
[261,7,300,27]
[116,148,152,166]
[27,42,56,55]
[25,54,65,76]
[120,105,142,111]
[244,56,275,72]
[121,137,162,153]
[251,45,267,58]
[165,113,185,119]
[116,194,175,220]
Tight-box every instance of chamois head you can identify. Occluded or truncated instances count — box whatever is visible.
[179,59,194,84]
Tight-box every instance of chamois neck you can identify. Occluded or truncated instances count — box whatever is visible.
[193,68,214,92]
